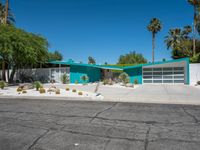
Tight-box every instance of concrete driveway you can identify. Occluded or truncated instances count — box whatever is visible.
[45,84,200,105]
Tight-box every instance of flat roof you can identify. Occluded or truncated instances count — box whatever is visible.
[48,57,189,71]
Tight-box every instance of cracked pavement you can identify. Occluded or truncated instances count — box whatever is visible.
[0,98,200,150]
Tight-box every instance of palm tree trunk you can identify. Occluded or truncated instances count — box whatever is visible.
[152,33,155,63]
[5,0,9,24]
[193,4,196,56]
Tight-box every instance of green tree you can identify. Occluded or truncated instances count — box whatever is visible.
[0,0,15,81]
[117,51,147,64]
[147,18,162,63]
[0,25,49,83]
[88,56,96,64]
[48,50,63,61]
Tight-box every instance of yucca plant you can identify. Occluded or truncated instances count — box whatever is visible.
[119,73,130,85]
[61,73,69,84]
[81,75,89,84]
[34,81,42,91]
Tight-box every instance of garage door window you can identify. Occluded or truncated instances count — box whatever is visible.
[143,67,184,84]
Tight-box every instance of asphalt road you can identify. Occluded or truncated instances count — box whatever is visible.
[0,98,200,150]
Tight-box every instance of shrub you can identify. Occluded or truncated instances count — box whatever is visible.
[119,72,130,84]
[197,81,200,85]
[75,80,78,84]
[134,79,138,84]
[72,89,76,92]
[34,81,42,91]
[0,80,6,89]
[39,88,46,94]
[66,87,70,91]
[17,87,23,92]
[61,73,69,84]
[103,79,109,85]
[78,91,83,95]
[55,89,60,94]
[81,75,89,84]
[22,90,27,94]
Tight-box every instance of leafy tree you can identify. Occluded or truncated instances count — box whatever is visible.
[88,56,96,64]
[117,51,147,64]
[48,50,63,61]
[147,18,162,63]
[0,25,49,83]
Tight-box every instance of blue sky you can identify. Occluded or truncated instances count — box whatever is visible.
[9,0,194,64]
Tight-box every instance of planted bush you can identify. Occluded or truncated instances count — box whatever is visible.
[55,89,60,94]
[81,75,89,84]
[119,72,130,85]
[22,90,27,94]
[61,73,69,84]
[39,88,46,94]
[72,89,76,92]
[78,91,83,95]
[75,80,78,84]
[103,79,109,85]
[134,79,139,85]
[34,81,42,91]
[0,81,6,89]
[197,81,200,85]
[17,87,23,92]
[66,87,70,91]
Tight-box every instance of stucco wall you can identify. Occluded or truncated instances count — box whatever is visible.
[124,67,143,84]
[190,64,200,85]
[70,65,101,83]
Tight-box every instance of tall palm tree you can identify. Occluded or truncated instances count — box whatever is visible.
[165,28,183,51]
[0,0,14,25]
[187,0,200,56]
[147,18,162,63]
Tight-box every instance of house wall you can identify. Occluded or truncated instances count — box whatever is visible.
[70,65,101,83]
[190,63,200,85]
[124,67,143,84]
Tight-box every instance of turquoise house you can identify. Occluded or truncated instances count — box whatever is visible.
[49,58,190,85]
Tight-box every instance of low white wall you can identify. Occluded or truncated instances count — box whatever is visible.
[190,64,200,85]
[0,67,70,83]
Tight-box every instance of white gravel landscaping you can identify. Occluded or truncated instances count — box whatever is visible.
[0,87,104,100]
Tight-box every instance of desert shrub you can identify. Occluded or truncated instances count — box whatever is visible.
[22,90,27,94]
[55,89,60,94]
[103,79,109,85]
[72,89,76,92]
[134,79,139,84]
[0,80,6,89]
[81,75,89,84]
[197,81,200,85]
[119,72,130,84]
[61,73,69,84]
[17,87,23,92]
[78,91,83,95]
[66,87,70,91]
[34,81,42,91]
[75,80,78,84]
[39,88,46,94]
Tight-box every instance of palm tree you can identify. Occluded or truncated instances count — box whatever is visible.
[187,0,200,56]
[0,0,14,25]
[165,28,183,51]
[147,18,162,63]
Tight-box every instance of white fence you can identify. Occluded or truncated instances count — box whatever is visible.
[0,67,70,83]
[190,64,200,85]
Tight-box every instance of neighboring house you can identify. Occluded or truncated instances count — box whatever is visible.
[49,58,190,85]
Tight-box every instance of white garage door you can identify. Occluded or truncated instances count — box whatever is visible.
[142,67,185,84]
